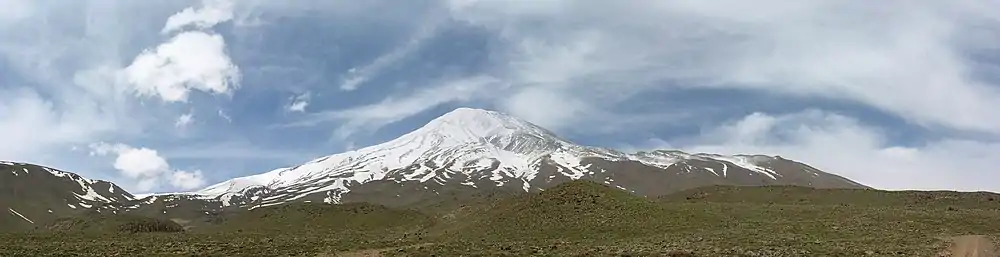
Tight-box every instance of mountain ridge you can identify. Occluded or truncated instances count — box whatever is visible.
[1,107,869,230]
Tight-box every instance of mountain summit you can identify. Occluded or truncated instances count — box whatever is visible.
[183,108,867,209]
[415,107,562,142]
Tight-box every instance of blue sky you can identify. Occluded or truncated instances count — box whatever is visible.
[2,0,1000,193]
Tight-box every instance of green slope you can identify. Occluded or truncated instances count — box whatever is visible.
[205,202,434,235]
[4,181,1000,256]
[41,213,184,234]
[436,180,684,241]
[661,185,1000,209]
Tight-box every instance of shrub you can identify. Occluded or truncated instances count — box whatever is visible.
[117,217,184,233]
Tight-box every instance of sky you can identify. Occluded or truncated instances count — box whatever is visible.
[2,0,1000,193]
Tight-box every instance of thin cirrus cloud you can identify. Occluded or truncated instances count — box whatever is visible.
[284,0,1000,192]
[305,0,1000,137]
[337,18,445,91]
[291,75,502,139]
[245,0,1000,135]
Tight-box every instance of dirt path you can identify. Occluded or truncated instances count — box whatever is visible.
[945,235,997,257]
[321,243,434,257]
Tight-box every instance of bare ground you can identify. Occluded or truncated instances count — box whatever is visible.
[943,235,997,257]
[322,243,435,257]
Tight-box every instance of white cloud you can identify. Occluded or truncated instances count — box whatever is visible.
[162,0,235,34]
[123,31,240,102]
[286,92,310,112]
[136,178,160,192]
[89,142,170,180]
[671,110,1000,192]
[0,0,240,173]
[89,142,207,192]
[0,1,227,169]
[175,113,195,128]
[112,147,171,179]
[287,101,308,113]
[499,86,588,131]
[0,88,120,163]
[169,170,206,190]
[0,0,32,24]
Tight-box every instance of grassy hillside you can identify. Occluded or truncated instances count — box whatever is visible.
[203,202,434,237]
[2,182,999,256]
[661,185,1000,209]
[433,180,675,241]
[400,183,1000,256]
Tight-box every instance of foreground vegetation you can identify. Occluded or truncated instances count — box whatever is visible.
[2,182,998,256]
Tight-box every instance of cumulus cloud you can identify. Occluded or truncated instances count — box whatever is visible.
[122,0,240,103]
[111,147,171,179]
[170,170,207,190]
[123,31,240,102]
[669,110,1000,192]
[89,142,206,192]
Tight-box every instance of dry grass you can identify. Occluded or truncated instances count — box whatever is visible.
[4,182,1000,256]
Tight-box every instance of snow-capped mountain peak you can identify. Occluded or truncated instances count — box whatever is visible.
[191,108,571,206]
[413,107,562,144]
[177,107,867,209]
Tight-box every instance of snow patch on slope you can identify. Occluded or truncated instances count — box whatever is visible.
[625,150,780,179]
[701,154,780,179]
[8,208,33,224]
[548,151,591,179]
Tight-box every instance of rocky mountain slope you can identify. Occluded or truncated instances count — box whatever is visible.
[0,161,135,230]
[174,108,867,210]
